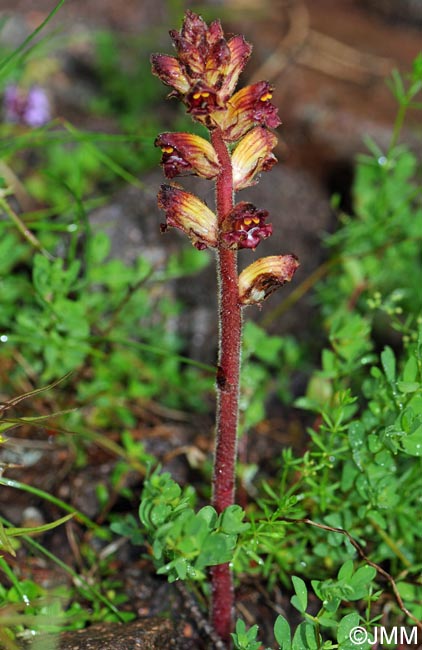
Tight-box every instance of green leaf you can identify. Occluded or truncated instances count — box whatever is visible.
[292,622,318,650]
[351,565,377,585]
[337,559,354,581]
[197,505,217,528]
[231,619,262,650]
[381,346,396,384]
[174,557,187,580]
[150,503,172,526]
[337,613,371,649]
[0,523,17,555]
[348,565,377,599]
[197,532,234,568]
[32,253,51,298]
[397,381,419,393]
[337,612,360,642]
[291,576,307,612]
[325,598,342,615]
[274,615,291,649]
[1,514,74,552]
[89,231,111,264]
[402,355,418,382]
[220,505,249,534]
[317,612,339,627]
[402,427,422,456]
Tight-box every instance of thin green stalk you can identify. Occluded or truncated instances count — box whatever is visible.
[62,121,146,189]
[0,195,53,259]
[0,516,125,622]
[368,516,411,568]
[388,101,408,153]
[0,556,26,600]
[88,335,215,373]
[0,0,67,78]
[0,477,101,534]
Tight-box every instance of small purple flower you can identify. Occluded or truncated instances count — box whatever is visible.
[4,85,51,127]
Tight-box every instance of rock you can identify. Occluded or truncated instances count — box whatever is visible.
[26,617,178,650]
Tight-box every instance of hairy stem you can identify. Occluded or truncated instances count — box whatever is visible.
[210,128,242,646]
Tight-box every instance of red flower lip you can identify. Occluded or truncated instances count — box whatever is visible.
[186,85,222,117]
[221,202,273,250]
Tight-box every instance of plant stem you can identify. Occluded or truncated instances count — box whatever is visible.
[388,100,408,153]
[0,195,53,260]
[210,128,242,645]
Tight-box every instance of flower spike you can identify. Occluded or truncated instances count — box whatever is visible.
[238,255,299,305]
[157,184,218,250]
[152,11,299,644]
[155,132,221,179]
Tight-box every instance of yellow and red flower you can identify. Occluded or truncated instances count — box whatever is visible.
[151,10,252,125]
[232,126,278,190]
[214,81,281,142]
[158,184,217,250]
[222,202,272,250]
[238,255,299,305]
[150,54,190,95]
[153,11,298,308]
[155,132,221,179]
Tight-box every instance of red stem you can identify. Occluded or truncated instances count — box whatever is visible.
[210,128,242,646]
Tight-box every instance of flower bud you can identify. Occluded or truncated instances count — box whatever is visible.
[150,54,190,94]
[151,10,252,126]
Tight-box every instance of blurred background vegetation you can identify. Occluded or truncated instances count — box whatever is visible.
[0,1,421,648]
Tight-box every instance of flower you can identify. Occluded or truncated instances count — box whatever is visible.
[4,85,50,127]
[232,126,278,190]
[155,132,221,179]
[157,184,218,250]
[221,202,272,250]
[151,10,252,126]
[214,81,281,142]
[238,255,299,305]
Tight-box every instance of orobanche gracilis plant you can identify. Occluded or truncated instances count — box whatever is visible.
[151,10,299,644]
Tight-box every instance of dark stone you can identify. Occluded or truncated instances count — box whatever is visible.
[26,617,177,650]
